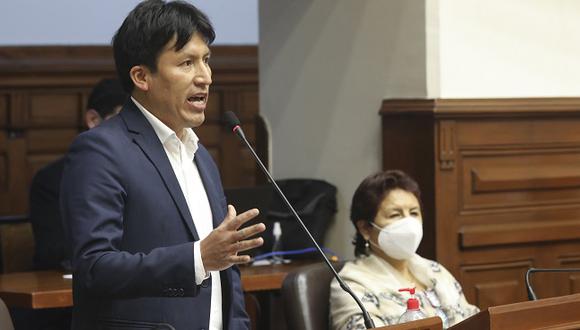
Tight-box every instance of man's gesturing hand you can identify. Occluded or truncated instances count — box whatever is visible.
[200,205,265,272]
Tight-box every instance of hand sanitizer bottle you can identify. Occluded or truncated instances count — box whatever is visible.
[398,287,427,324]
[271,221,283,264]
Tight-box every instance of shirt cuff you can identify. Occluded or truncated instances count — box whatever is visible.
[194,241,210,285]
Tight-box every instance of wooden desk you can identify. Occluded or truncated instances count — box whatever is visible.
[0,261,318,309]
[450,292,580,330]
[0,271,71,309]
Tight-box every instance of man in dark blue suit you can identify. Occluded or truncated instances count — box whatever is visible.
[60,1,265,329]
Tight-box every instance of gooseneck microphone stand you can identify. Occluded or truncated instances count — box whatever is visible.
[525,267,580,300]
[223,111,376,329]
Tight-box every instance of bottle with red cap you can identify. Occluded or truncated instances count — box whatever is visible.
[397,287,427,324]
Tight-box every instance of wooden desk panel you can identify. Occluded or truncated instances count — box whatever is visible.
[0,261,319,309]
[450,293,580,330]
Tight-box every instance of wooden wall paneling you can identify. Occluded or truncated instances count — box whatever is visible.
[471,163,580,194]
[220,131,240,187]
[27,154,61,181]
[210,46,259,85]
[512,245,580,300]
[28,91,83,128]
[8,92,27,129]
[456,114,580,301]
[237,90,262,186]
[26,127,78,184]
[382,113,436,260]
[0,223,34,273]
[237,90,259,118]
[0,133,8,214]
[239,124,258,187]
[558,256,580,297]
[6,137,27,214]
[254,112,269,185]
[462,157,580,211]
[27,129,79,154]
[460,219,580,248]
[460,260,532,310]
[210,46,261,187]
[196,124,221,147]
[205,91,222,121]
[572,275,580,294]
[0,93,7,128]
[434,119,460,272]
[195,90,223,184]
[219,87,259,188]
[456,118,580,147]
[220,89,243,187]
[380,98,580,310]
[457,118,580,213]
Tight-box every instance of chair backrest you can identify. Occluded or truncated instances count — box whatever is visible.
[268,179,337,259]
[281,261,344,330]
[0,297,14,330]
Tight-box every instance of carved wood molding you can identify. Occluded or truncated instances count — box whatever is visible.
[0,45,258,87]
[381,97,580,303]
[460,219,580,248]
[438,120,456,170]
[380,97,580,172]
[461,260,533,273]
[471,167,580,193]
[380,98,580,118]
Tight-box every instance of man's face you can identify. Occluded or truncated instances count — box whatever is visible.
[145,32,212,133]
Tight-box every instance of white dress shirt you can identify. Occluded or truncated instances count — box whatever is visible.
[133,97,222,330]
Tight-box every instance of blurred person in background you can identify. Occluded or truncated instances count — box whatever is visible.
[23,79,125,330]
[30,78,126,272]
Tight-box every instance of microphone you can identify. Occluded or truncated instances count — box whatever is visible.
[223,111,376,329]
[525,267,580,300]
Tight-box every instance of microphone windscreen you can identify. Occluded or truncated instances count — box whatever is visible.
[223,111,241,131]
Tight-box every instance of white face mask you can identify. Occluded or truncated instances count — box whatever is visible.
[371,217,423,260]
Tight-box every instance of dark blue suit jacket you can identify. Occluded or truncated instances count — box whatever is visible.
[61,100,249,330]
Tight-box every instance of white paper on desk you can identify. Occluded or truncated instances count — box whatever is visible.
[62,274,73,279]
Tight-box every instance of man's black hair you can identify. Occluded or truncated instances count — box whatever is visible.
[112,0,215,93]
[87,78,127,118]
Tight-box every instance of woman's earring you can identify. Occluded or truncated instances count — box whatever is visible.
[364,240,370,253]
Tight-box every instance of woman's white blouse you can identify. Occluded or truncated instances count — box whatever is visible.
[329,254,479,329]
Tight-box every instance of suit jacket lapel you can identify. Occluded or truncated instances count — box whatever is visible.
[120,101,199,240]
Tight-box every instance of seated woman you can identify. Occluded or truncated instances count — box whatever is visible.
[329,170,479,329]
